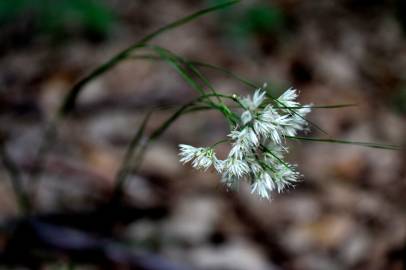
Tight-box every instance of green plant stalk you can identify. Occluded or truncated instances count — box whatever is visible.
[151,46,240,126]
[128,54,258,88]
[260,144,291,170]
[130,49,236,106]
[112,101,215,194]
[152,47,207,97]
[286,136,400,150]
[113,111,152,197]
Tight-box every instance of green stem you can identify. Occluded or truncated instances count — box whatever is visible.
[260,144,291,170]
[211,139,231,148]
[113,100,215,195]
[287,136,400,150]
[129,54,258,89]
[114,111,152,197]
[274,104,357,109]
[132,104,202,170]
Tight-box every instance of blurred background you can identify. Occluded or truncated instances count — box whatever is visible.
[0,0,406,269]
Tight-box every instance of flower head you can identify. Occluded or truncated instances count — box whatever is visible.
[179,144,217,171]
[251,172,274,199]
[241,89,266,111]
[273,164,300,193]
[229,127,259,157]
[223,155,250,179]
[277,87,299,109]
[178,85,311,200]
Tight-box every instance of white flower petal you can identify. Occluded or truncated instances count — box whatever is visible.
[241,110,253,125]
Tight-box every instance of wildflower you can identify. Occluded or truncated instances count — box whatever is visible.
[246,156,263,175]
[178,85,311,200]
[179,144,217,171]
[223,155,250,179]
[251,181,270,199]
[263,144,286,161]
[228,127,260,161]
[240,87,268,126]
[221,173,239,189]
[213,159,225,173]
[277,87,299,109]
[273,164,300,193]
[251,172,274,199]
[241,88,266,111]
[179,144,200,163]
[257,106,289,144]
[241,110,253,125]
[280,106,312,136]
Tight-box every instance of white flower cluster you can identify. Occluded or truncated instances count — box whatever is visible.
[179,86,311,199]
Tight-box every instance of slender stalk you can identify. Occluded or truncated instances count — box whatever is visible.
[130,48,243,107]
[147,46,241,126]
[152,47,207,97]
[287,135,400,150]
[211,139,231,148]
[129,54,258,88]
[260,144,291,170]
[113,100,217,196]
[277,104,357,109]
[114,111,152,197]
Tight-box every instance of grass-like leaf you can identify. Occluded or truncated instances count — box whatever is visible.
[152,46,207,97]
[129,54,258,89]
[114,111,152,195]
[124,102,217,182]
[59,0,239,116]
[287,136,400,150]
[275,104,357,109]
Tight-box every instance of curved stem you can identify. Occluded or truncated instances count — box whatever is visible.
[113,111,152,197]
[113,100,216,195]
[286,136,400,150]
[211,139,231,148]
